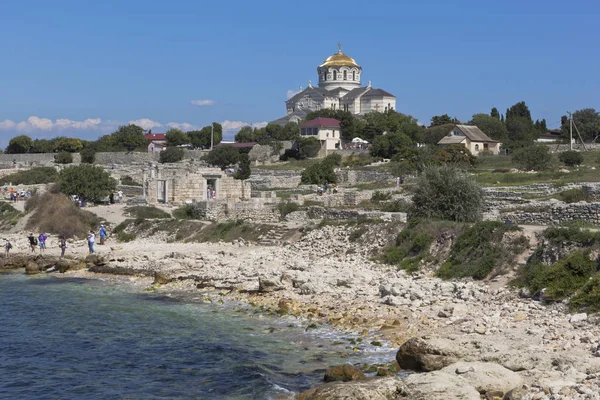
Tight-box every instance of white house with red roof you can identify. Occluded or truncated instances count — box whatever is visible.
[144,133,167,153]
[299,117,341,152]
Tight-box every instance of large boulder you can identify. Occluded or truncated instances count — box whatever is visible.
[85,254,106,267]
[258,277,285,293]
[441,362,523,396]
[396,337,464,372]
[399,371,480,400]
[25,261,42,275]
[323,364,366,383]
[295,377,404,400]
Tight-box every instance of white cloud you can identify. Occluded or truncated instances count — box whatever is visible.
[0,120,16,130]
[286,89,299,100]
[220,120,268,133]
[191,99,216,106]
[127,118,162,131]
[166,122,195,131]
[0,116,113,133]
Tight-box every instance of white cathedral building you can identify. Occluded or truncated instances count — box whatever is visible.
[271,45,396,126]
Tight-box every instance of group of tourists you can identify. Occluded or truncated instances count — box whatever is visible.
[207,187,217,200]
[8,188,31,202]
[108,190,123,205]
[2,224,110,258]
[316,183,338,196]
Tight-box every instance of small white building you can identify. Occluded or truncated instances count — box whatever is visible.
[144,133,167,153]
[299,117,341,151]
[437,125,502,155]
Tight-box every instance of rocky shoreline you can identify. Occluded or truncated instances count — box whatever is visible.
[2,225,600,399]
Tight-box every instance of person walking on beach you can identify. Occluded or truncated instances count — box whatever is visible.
[4,238,12,257]
[99,225,107,245]
[28,233,37,253]
[87,230,95,254]
[38,232,47,254]
[117,190,123,203]
[59,236,67,258]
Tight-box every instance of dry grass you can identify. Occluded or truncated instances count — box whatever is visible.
[25,192,100,238]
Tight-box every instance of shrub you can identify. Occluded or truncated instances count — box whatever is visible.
[381,199,411,212]
[159,147,185,163]
[434,144,477,168]
[278,202,299,218]
[59,164,116,202]
[80,147,96,164]
[570,273,600,312]
[124,206,170,219]
[54,151,73,164]
[0,167,59,185]
[523,251,597,301]
[512,145,552,171]
[173,204,203,220]
[542,226,600,247]
[234,153,251,180]
[301,157,338,185]
[556,188,590,203]
[297,137,321,158]
[121,175,142,186]
[410,165,484,222]
[372,191,392,202]
[437,221,527,280]
[25,192,100,238]
[206,146,240,169]
[558,150,584,167]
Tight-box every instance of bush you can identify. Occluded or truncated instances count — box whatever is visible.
[542,226,600,247]
[206,146,240,169]
[437,221,528,280]
[54,151,73,164]
[80,147,96,164]
[124,206,170,219]
[301,157,338,185]
[25,192,100,238]
[173,204,203,220]
[121,175,142,186]
[381,199,411,212]
[523,251,597,301]
[372,191,392,202]
[512,145,552,171]
[558,150,584,167]
[570,273,600,312]
[59,164,116,202]
[278,202,299,218]
[410,165,484,222]
[159,147,184,163]
[234,153,251,180]
[556,188,590,203]
[0,167,59,185]
[297,137,321,158]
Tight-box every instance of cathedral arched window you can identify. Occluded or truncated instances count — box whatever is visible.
[352,71,356,81]
[323,73,326,81]
[333,71,337,80]
[343,70,347,80]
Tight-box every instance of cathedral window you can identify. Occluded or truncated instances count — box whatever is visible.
[352,71,356,81]
[333,71,337,80]
[343,70,347,80]
[323,73,326,81]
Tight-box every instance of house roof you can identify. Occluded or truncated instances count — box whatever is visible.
[144,133,166,141]
[438,136,466,145]
[299,117,341,128]
[454,125,498,143]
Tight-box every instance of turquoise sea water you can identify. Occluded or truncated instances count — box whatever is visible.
[0,272,394,399]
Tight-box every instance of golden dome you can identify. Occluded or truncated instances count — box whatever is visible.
[319,45,361,68]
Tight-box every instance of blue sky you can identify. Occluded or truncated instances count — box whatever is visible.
[1,0,598,145]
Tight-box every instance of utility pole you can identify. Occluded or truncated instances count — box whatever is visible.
[569,112,573,151]
[210,123,214,151]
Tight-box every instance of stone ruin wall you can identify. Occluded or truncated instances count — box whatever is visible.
[247,170,302,190]
[192,200,280,223]
[501,203,600,226]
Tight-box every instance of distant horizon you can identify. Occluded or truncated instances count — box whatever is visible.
[1,0,598,147]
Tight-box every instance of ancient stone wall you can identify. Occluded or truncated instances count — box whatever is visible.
[191,200,280,222]
[305,206,406,222]
[247,170,302,190]
[336,169,393,185]
[501,202,600,225]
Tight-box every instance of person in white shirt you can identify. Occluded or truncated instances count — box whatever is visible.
[87,230,95,254]
[117,190,123,203]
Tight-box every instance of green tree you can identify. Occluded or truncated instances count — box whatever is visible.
[505,101,536,147]
[205,146,240,169]
[434,144,477,167]
[234,153,251,180]
[410,165,484,222]
[59,164,116,202]
[54,151,73,164]
[6,135,34,154]
[30,138,54,153]
[490,107,500,120]
[159,147,185,163]
[80,147,96,164]
[370,132,412,159]
[300,155,338,184]
[534,119,547,134]
[423,123,455,145]
[469,114,508,141]
[297,137,321,158]
[512,145,552,171]
[235,126,255,142]
[187,123,222,149]
[558,150,584,167]
[54,137,83,152]
[111,124,146,151]
[165,128,189,147]
[561,109,600,142]
[429,114,458,127]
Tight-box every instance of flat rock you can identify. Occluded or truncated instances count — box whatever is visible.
[441,362,523,395]
[396,337,464,372]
